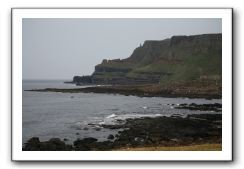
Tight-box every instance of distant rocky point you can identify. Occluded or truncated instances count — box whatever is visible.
[70,33,222,88]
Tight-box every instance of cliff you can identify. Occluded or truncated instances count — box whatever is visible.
[73,33,222,87]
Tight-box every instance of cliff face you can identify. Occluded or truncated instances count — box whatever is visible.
[73,33,222,86]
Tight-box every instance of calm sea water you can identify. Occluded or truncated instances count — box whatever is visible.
[23,80,222,144]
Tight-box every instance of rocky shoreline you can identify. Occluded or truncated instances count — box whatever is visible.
[175,103,222,112]
[23,112,222,151]
[26,83,221,99]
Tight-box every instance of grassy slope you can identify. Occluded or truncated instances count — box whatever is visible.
[131,37,221,84]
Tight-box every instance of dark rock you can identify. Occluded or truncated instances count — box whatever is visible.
[111,114,222,148]
[73,137,99,151]
[107,134,114,140]
[102,124,124,129]
[93,141,114,150]
[116,119,124,123]
[73,76,93,85]
[94,127,101,131]
[27,137,40,144]
[23,137,73,151]
[83,127,89,130]
[175,103,222,112]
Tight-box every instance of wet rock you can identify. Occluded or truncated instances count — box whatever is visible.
[23,137,73,151]
[83,127,89,130]
[94,127,101,131]
[116,119,124,123]
[48,138,67,149]
[187,114,222,121]
[27,137,40,144]
[73,137,101,151]
[107,134,114,140]
[102,124,124,129]
[94,141,114,150]
[175,103,222,112]
[83,137,98,143]
[88,123,96,126]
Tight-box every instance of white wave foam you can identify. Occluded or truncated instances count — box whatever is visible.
[155,114,162,116]
[98,121,105,125]
[106,113,117,119]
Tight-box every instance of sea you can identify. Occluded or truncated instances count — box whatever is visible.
[22,80,222,144]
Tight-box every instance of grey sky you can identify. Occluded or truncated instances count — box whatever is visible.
[23,18,221,80]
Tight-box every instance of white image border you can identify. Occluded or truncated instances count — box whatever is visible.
[12,8,232,161]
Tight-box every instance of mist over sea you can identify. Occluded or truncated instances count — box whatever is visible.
[22,80,222,144]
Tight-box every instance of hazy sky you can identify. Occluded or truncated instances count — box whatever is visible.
[23,18,221,80]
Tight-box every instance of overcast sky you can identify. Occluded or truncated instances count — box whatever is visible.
[23,18,221,80]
